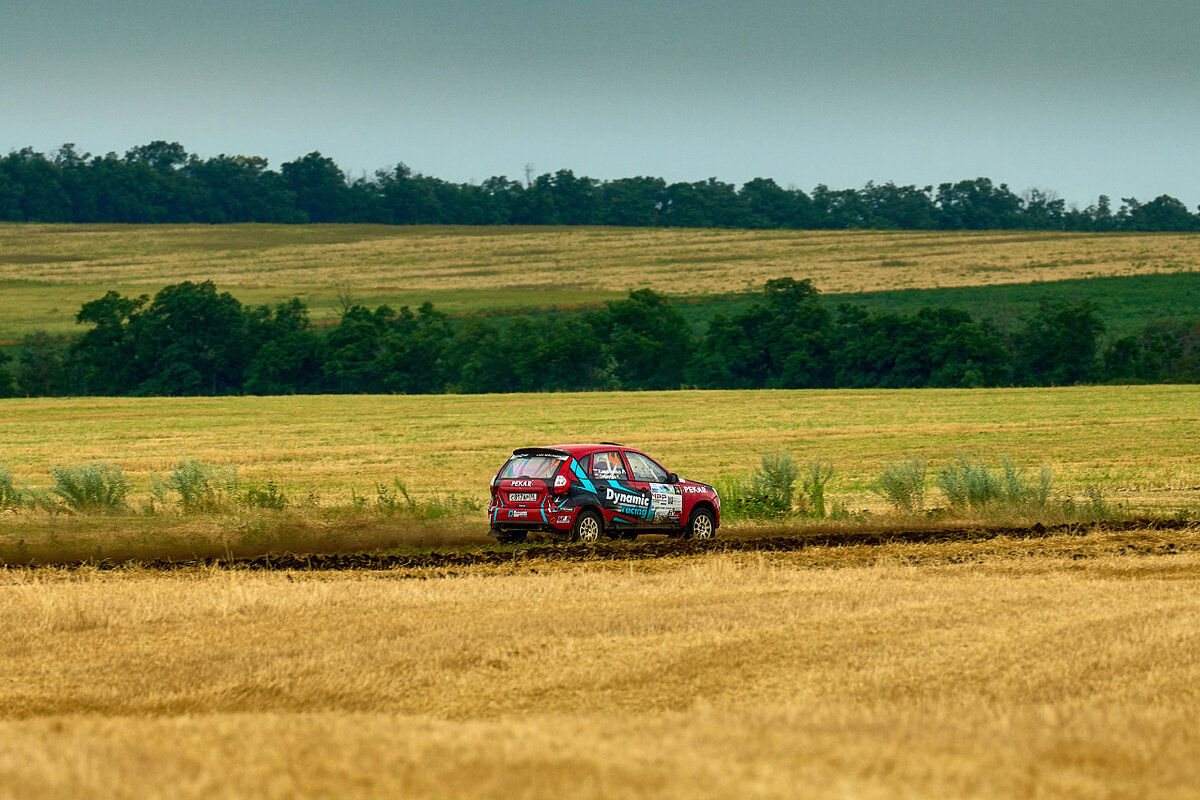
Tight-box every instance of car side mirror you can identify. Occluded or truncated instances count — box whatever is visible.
[667,472,679,484]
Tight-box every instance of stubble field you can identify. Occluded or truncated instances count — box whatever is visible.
[4,535,1200,799]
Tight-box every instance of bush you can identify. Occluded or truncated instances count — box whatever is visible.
[152,459,239,512]
[49,461,130,512]
[937,454,1051,512]
[872,456,927,514]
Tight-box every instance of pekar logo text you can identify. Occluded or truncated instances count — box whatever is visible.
[605,487,650,508]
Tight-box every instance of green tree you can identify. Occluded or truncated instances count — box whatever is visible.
[1121,195,1197,232]
[1011,299,1105,385]
[15,331,68,396]
[131,281,249,395]
[936,178,1021,229]
[0,350,14,397]
[281,151,350,222]
[243,299,324,394]
[585,289,693,389]
[71,290,148,394]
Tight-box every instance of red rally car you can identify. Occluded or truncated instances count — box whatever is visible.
[488,443,721,543]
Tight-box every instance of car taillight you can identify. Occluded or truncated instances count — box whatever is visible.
[553,474,568,493]
[490,474,500,496]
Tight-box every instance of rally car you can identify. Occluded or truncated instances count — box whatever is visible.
[488,443,721,543]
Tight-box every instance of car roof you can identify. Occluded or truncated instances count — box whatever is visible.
[512,443,635,457]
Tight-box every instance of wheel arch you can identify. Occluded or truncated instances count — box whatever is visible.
[688,500,719,528]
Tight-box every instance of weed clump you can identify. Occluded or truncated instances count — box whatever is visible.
[937,454,1051,512]
[370,478,478,519]
[152,459,239,512]
[872,456,928,515]
[718,451,802,520]
[0,465,22,511]
[802,459,835,519]
[49,461,130,512]
[242,480,287,510]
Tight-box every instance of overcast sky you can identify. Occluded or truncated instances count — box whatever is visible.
[3,0,1198,209]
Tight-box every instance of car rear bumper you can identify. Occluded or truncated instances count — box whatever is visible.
[489,504,574,531]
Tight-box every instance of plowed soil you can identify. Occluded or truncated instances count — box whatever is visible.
[29,519,1199,572]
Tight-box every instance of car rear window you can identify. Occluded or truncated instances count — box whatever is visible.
[499,455,563,479]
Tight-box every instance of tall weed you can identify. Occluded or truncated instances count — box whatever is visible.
[718,451,802,519]
[0,465,22,511]
[50,461,130,512]
[242,480,287,510]
[802,459,835,519]
[372,478,479,519]
[872,456,927,514]
[152,459,239,512]
[937,454,1052,512]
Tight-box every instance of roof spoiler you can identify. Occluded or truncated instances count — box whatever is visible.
[512,447,571,458]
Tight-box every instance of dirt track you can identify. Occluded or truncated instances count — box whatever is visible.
[25,519,1198,572]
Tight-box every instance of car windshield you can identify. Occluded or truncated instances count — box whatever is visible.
[499,455,563,479]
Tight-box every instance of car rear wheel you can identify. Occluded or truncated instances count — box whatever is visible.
[572,510,603,543]
[684,508,716,540]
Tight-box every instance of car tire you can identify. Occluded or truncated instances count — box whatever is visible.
[571,510,603,543]
[683,508,716,540]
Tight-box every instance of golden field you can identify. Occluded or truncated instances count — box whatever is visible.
[1,386,1197,511]
[3,534,1200,799]
[2,223,1199,337]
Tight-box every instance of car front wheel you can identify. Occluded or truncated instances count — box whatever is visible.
[684,508,716,540]
[572,510,603,543]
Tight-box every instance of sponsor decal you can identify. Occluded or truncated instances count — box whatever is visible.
[509,510,528,518]
[510,480,534,488]
[681,485,710,494]
[605,487,650,508]
[650,483,684,522]
[556,515,571,524]
[509,492,538,502]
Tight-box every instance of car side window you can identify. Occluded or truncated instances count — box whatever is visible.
[590,451,628,481]
[625,451,669,483]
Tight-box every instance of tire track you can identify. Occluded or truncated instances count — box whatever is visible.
[21,518,1197,572]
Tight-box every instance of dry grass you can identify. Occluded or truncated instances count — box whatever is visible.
[3,534,1200,798]
[2,223,1198,337]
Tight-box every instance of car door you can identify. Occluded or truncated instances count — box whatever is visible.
[589,449,652,527]
[623,451,683,527]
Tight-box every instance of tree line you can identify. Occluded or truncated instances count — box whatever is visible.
[1,279,1196,398]
[2,141,1198,231]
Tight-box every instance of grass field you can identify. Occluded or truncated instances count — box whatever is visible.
[2,224,1198,340]
[0,385,1197,564]
[1,386,1197,510]
[4,534,1200,798]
